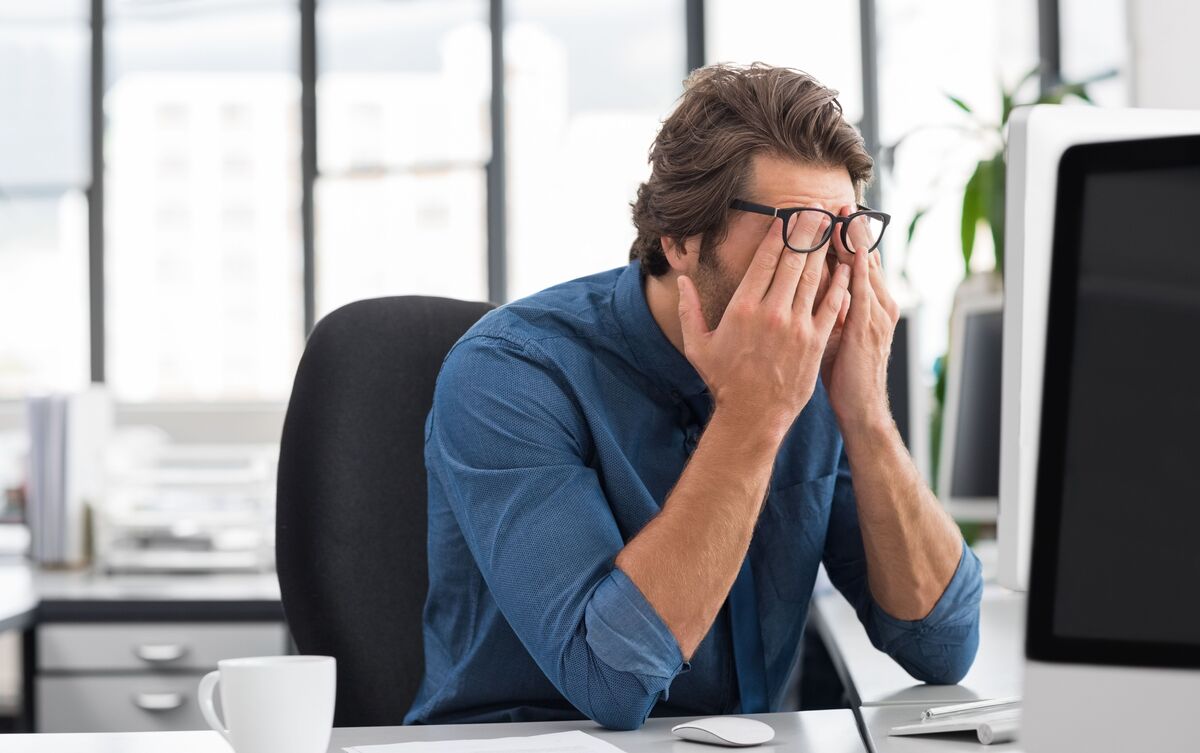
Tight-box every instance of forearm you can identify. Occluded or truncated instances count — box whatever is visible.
[839,414,963,620]
[615,407,780,659]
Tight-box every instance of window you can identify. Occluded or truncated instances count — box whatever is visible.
[504,0,686,300]
[105,0,303,402]
[0,0,90,397]
[315,0,490,318]
[1060,0,1129,106]
[6,0,1126,417]
[707,0,864,124]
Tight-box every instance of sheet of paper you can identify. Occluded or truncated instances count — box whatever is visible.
[344,730,628,753]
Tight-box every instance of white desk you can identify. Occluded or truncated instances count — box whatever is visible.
[0,561,284,733]
[2,562,1027,751]
[0,562,281,625]
[859,704,1025,753]
[812,583,1026,707]
[0,710,865,753]
[0,562,37,633]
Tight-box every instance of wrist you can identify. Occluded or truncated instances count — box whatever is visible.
[707,404,790,456]
[837,406,897,445]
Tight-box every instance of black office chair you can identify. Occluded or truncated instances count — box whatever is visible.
[276,295,495,727]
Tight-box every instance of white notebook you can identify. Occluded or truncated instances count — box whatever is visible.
[889,708,1021,746]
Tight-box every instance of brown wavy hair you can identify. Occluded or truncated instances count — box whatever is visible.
[630,63,874,276]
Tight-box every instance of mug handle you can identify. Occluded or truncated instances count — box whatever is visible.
[198,670,233,745]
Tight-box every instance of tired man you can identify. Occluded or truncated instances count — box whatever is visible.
[406,63,982,730]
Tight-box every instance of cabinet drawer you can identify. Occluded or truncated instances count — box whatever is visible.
[39,622,286,671]
[37,674,210,733]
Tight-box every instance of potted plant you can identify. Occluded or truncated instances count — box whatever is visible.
[885,66,1105,518]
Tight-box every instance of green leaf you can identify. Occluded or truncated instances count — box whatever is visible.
[1036,81,1094,106]
[1016,64,1041,93]
[1061,82,1094,104]
[987,153,1007,273]
[976,158,994,266]
[1002,65,1041,125]
[906,207,929,245]
[945,93,974,115]
[931,353,948,485]
[961,162,985,276]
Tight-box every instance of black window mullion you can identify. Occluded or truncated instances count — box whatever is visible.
[685,0,704,73]
[858,0,882,211]
[486,0,507,303]
[1038,0,1062,95]
[89,0,105,383]
[301,0,317,333]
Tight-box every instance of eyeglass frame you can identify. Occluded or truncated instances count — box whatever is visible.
[728,198,891,254]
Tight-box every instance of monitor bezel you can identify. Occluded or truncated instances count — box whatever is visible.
[1025,132,1200,668]
[937,289,1003,522]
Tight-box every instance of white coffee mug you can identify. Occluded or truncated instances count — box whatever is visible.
[199,655,336,753]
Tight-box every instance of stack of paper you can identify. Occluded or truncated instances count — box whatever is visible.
[343,731,628,753]
[25,387,112,566]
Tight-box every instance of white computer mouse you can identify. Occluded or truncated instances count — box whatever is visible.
[671,716,775,747]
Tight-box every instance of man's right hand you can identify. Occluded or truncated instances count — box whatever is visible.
[676,213,851,442]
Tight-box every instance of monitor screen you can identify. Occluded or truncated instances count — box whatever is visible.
[950,309,1002,499]
[1028,134,1200,667]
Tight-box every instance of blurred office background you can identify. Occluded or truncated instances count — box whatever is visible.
[0,0,1196,733]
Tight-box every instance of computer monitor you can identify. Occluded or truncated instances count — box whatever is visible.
[937,284,1003,522]
[887,302,930,482]
[1021,132,1200,752]
[998,104,1200,591]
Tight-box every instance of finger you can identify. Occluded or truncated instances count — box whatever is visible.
[677,275,709,347]
[845,238,875,329]
[795,231,831,313]
[813,261,852,338]
[867,251,899,319]
[763,213,824,310]
[837,283,851,325]
[809,257,833,316]
[830,204,857,265]
[727,217,788,306]
[792,208,831,250]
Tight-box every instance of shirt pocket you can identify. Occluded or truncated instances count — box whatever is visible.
[759,473,836,602]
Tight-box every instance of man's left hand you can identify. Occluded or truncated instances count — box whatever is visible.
[820,203,900,430]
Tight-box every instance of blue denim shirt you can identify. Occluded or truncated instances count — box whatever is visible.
[405,260,983,730]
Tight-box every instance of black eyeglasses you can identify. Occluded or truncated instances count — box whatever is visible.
[729,199,891,254]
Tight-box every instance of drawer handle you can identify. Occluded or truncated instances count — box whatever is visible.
[134,644,189,663]
[132,692,185,711]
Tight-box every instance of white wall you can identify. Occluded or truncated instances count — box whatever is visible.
[1129,0,1200,108]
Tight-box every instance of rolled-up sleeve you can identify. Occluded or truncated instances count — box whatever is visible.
[822,449,984,684]
[427,334,685,729]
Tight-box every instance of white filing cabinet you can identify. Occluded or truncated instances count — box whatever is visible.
[34,621,287,732]
[23,569,286,733]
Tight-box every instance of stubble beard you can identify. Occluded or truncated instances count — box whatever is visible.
[692,245,741,332]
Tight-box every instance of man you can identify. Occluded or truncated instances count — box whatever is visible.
[405,63,982,730]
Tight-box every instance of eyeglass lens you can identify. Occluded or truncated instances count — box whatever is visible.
[782,209,885,253]
[842,213,884,254]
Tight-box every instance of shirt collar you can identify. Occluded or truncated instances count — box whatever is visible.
[612,260,709,402]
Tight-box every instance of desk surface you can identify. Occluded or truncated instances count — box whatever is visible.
[30,567,280,602]
[812,583,1026,707]
[0,710,865,753]
[0,562,37,633]
[859,704,1025,753]
[0,561,282,625]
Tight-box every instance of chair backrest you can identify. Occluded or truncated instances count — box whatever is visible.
[276,295,494,727]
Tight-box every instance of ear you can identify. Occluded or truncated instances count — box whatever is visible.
[660,234,702,276]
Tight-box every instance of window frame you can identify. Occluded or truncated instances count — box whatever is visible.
[62,0,1061,401]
